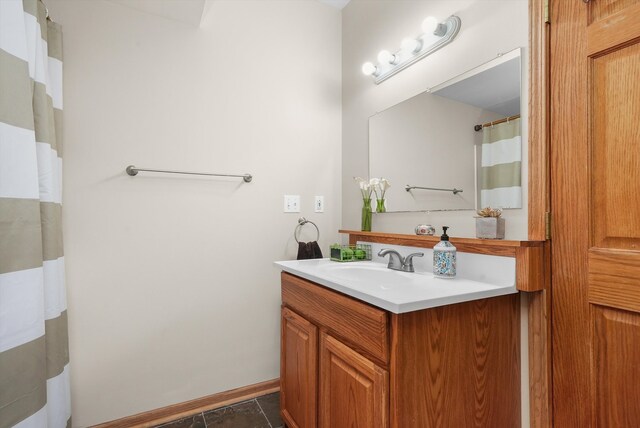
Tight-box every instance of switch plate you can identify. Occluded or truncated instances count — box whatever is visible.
[284,195,300,213]
[315,196,324,213]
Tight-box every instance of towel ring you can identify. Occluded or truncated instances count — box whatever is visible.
[295,217,320,243]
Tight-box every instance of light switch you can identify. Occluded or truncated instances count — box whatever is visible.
[315,196,324,213]
[284,195,300,213]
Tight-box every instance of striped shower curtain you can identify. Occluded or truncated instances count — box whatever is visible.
[480,118,522,208]
[0,0,71,427]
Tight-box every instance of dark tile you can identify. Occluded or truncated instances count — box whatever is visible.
[256,392,283,428]
[203,400,270,428]
[155,413,205,428]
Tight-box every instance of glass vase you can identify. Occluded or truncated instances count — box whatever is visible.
[376,198,386,213]
[361,198,372,232]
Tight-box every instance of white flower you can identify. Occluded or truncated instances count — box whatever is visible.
[354,176,372,199]
[370,178,380,198]
[379,178,391,192]
[371,177,391,198]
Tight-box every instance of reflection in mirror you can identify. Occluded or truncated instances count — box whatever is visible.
[369,48,522,212]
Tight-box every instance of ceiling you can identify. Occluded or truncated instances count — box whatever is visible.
[433,56,521,117]
[317,0,351,9]
[106,0,350,27]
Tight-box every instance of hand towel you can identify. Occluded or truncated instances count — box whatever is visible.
[297,241,323,260]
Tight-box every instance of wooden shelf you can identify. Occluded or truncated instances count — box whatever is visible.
[339,230,545,292]
[340,230,542,256]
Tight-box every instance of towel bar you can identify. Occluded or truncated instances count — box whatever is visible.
[126,165,252,183]
[295,217,320,243]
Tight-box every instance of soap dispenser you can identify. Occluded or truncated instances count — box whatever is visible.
[433,226,456,278]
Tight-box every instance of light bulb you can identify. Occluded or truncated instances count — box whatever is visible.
[377,50,397,65]
[422,16,438,34]
[361,62,378,76]
[401,38,421,54]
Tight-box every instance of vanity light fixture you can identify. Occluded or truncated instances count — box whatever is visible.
[362,62,379,77]
[400,38,422,54]
[362,15,462,84]
[421,16,447,37]
[377,50,398,65]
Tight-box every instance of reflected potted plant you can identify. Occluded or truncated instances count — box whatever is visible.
[475,207,505,239]
[371,177,390,213]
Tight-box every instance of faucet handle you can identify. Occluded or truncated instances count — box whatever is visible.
[378,248,404,270]
[404,252,424,272]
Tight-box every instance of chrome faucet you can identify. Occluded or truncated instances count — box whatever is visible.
[378,249,424,273]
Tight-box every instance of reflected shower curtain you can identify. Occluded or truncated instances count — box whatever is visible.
[480,118,522,208]
[0,0,71,427]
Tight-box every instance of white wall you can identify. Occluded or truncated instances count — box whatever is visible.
[342,0,528,239]
[46,0,342,426]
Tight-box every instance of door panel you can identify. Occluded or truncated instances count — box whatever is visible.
[589,249,640,312]
[593,306,640,426]
[281,307,317,428]
[591,42,640,250]
[588,0,640,24]
[552,0,640,426]
[319,333,388,428]
[587,3,640,55]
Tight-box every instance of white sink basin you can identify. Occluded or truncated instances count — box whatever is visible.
[315,262,416,288]
[274,255,517,314]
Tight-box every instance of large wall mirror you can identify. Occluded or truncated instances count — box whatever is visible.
[369,48,523,212]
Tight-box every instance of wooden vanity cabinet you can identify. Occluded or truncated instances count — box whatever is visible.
[280,272,389,428]
[280,272,520,428]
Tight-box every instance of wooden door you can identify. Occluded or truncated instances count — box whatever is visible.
[551,1,640,426]
[319,333,388,428]
[281,307,318,428]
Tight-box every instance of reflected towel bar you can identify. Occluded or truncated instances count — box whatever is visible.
[405,185,462,195]
[126,165,252,183]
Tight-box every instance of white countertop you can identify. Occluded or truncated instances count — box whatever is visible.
[275,246,517,314]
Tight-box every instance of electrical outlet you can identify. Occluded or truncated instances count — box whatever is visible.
[315,196,324,213]
[284,195,300,213]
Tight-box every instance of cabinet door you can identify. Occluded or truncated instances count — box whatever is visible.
[281,307,317,428]
[319,333,388,428]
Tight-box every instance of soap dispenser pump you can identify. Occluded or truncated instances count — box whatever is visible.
[433,226,456,278]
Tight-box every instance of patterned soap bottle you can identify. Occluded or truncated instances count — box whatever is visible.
[433,226,456,278]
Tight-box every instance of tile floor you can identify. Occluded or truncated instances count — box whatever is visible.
[155,392,283,428]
